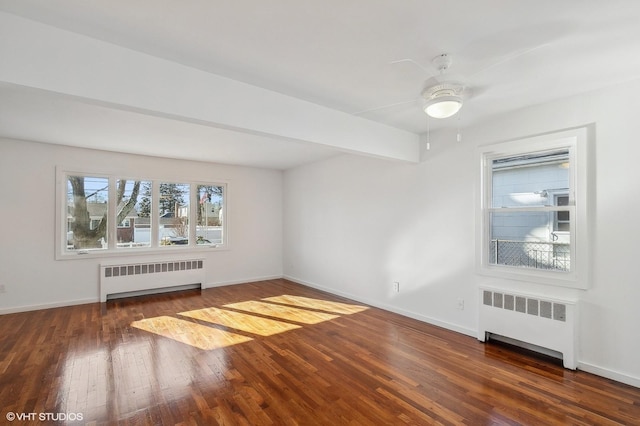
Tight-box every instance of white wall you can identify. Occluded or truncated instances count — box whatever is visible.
[284,145,478,337]
[283,78,640,387]
[0,138,283,312]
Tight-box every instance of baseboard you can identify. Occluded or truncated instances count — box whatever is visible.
[0,297,97,315]
[578,362,640,389]
[284,275,476,338]
[205,275,284,289]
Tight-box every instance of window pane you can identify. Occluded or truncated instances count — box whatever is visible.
[159,183,190,246]
[489,211,570,272]
[116,180,152,248]
[196,185,224,245]
[491,150,569,208]
[66,176,109,250]
[555,195,570,231]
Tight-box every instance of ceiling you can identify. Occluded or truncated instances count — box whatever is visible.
[2,0,640,169]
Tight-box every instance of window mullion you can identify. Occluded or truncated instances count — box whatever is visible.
[190,183,197,247]
[108,176,117,250]
[151,181,159,248]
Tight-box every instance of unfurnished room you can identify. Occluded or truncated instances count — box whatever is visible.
[1,1,640,425]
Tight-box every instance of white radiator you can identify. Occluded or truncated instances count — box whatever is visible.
[478,286,578,369]
[100,259,205,302]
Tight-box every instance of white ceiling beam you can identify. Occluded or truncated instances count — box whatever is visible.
[0,12,419,163]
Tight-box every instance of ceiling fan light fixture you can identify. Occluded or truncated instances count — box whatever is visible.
[422,82,464,119]
[424,96,463,119]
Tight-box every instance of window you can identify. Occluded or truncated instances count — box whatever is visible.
[477,128,589,288]
[159,183,190,246]
[66,175,109,251]
[196,184,224,246]
[489,149,570,271]
[116,179,151,248]
[117,219,131,228]
[58,171,226,258]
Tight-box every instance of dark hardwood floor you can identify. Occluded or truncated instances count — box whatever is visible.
[1,279,639,425]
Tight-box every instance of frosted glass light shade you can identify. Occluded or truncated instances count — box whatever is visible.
[424,96,463,119]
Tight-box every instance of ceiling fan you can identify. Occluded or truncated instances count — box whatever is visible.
[354,20,579,125]
[356,29,567,123]
[419,54,466,119]
[355,53,470,120]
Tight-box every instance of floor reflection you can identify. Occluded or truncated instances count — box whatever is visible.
[58,347,111,421]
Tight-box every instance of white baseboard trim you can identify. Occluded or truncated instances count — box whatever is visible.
[284,275,476,338]
[0,297,97,315]
[578,362,640,389]
[204,275,284,289]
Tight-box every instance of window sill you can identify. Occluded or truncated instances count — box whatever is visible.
[55,244,228,261]
[477,264,587,290]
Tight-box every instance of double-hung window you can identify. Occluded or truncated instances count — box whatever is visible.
[477,128,590,288]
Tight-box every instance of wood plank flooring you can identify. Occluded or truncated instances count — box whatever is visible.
[1,279,639,425]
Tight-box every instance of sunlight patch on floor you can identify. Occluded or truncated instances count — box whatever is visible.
[131,316,252,350]
[223,300,339,324]
[261,295,369,315]
[179,307,301,336]
[131,294,369,351]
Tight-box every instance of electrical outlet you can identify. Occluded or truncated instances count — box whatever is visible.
[0,284,5,293]
[393,282,400,292]
[457,298,464,310]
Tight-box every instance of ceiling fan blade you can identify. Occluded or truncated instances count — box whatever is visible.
[353,98,420,116]
[455,21,577,78]
[388,58,434,76]
[467,43,552,79]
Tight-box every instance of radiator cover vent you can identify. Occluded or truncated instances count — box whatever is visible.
[482,290,567,322]
[478,286,578,369]
[103,260,203,278]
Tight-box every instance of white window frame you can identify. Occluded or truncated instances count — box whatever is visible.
[56,168,228,260]
[476,127,590,289]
